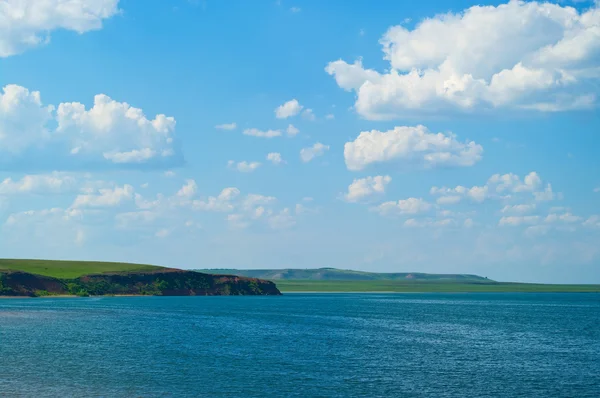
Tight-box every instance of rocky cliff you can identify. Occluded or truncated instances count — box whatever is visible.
[0,269,281,297]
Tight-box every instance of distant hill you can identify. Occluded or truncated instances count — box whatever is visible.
[196,268,491,282]
[0,259,280,297]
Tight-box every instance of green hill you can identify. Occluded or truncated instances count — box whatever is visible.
[195,268,490,282]
[0,259,163,279]
[0,259,280,297]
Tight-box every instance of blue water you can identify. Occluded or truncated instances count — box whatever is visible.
[1,293,599,397]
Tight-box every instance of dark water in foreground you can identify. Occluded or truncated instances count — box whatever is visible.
[1,293,599,397]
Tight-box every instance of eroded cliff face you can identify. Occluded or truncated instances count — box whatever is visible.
[0,269,281,297]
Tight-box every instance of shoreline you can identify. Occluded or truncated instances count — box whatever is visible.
[280,290,600,294]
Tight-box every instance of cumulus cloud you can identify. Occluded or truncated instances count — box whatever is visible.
[58,94,176,164]
[404,218,455,228]
[215,123,237,130]
[72,185,134,208]
[344,175,391,202]
[302,109,316,121]
[499,215,541,226]
[242,128,282,138]
[228,160,261,172]
[545,212,581,224]
[431,171,554,204]
[275,99,303,119]
[266,152,285,165]
[176,180,198,198]
[0,0,120,57]
[0,85,54,153]
[374,197,432,216]
[583,215,600,228]
[268,208,296,229]
[326,1,600,119]
[344,125,482,171]
[501,204,537,214]
[533,184,557,201]
[300,142,329,163]
[286,124,300,137]
[0,173,77,195]
[0,85,179,169]
[192,188,240,212]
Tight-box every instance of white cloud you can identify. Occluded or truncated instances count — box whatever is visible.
[431,171,554,204]
[192,188,240,212]
[436,195,463,205]
[533,184,556,201]
[266,152,285,165]
[275,99,303,119]
[489,171,542,193]
[228,160,261,172]
[300,142,329,163]
[344,175,391,202]
[0,173,77,195]
[325,114,335,120]
[344,125,482,171]
[326,1,600,119]
[583,215,600,228]
[72,185,134,208]
[302,109,316,121]
[375,197,432,216]
[0,85,54,153]
[594,187,600,193]
[115,211,158,229]
[243,128,282,138]
[268,208,296,229]
[286,124,300,137]
[0,85,179,168]
[0,0,120,58]
[242,194,277,210]
[499,215,541,226]
[290,7,301,13]
[545,212,581,224]
[501,204,537,214]
[176,180,198,198]
[215,123,237,130]
[57,94,176,164]
[155,228,171,238]
[103,148,157,164]
[404,218,455,228]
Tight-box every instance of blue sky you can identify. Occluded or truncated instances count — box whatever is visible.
[0,0,599,283]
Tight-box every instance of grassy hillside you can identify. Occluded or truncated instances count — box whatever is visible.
[0,259,164,279]
[197,268,490,282]
[275,280,600,293]
[0,259,281,297]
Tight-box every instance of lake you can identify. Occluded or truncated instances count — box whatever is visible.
[1,293,599,397]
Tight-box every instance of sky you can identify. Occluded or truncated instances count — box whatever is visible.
[0,0,599,283]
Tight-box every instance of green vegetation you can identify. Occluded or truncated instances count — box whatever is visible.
[196,268,489,282]
[0,260,282,297]
[0,259,164,279]
[275,280,600,293]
